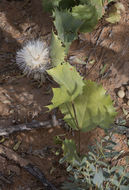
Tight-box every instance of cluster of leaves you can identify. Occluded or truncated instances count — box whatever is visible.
[45,1,118,134]
[48,18,116,134]
[47,60,116,132]
[60,137,129,190]
[42,0,124,50]
[47,3,116,133]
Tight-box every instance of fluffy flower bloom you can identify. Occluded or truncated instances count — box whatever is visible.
[16,39,50,82]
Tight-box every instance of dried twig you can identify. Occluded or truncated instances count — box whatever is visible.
[25,164,57,190]
[0,117,62,136]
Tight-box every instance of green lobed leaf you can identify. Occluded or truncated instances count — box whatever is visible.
[72,4,98,33]
[90,0,103,18]
[80,0,103,18]
[53,9,82,46]
[60,80,117,131]
[62,139,80,164]
[47,63,84,110]
[50,31,65,67]
[47,86,71,110]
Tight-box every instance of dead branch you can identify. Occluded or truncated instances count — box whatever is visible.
[0,144,58,190]
[24,164,57,190]
[0,117,62,136]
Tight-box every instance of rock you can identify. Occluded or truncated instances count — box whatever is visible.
[3,100,11,104]
[9,110,14,114]
[117,90,125,98]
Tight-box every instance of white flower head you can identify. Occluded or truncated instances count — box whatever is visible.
[16,39,50,82]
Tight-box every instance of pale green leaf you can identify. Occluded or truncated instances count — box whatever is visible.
[62,139,80,164]
[47,63,84,110]
[53,9,82,46]
[47,86,70,110]
[106,3,125,23]
[90,0,103,18]
[50,31,65,67]
[80,0,103,18]
[72,5,94,20]
[72,4,98,33]
[106,11,121,23]
[60,80,117,131]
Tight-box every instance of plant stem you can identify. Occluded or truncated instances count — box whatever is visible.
[71,103,80,130]
[116,166,127,190]
[100,142,106,161]
[65,102,81,155]
[65,103,77,127]
[78,130,81,155]
[72,102,81,155]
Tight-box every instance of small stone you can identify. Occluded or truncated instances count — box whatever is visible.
[117,90,125,98]
[127,100,129,106]
[10,110,14,114]
[12,120,16,124]
[3,100,11,104]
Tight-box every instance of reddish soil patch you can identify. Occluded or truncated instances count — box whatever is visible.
[0,0,129,189]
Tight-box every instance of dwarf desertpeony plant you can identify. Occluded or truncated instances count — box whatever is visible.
[16,39,50,82]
